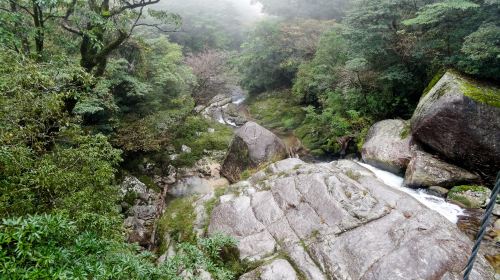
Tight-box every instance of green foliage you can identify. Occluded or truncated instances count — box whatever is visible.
[402,0,499,80]
[162,233,240,280]
[295,107,372,155]
[238,19,334,94]
[170,117,233,167]
[403,0,479,26]
[0,214,240,280]
[0,214,157,279]
[158,197,197,247]
[293,27,348,105]
[247,90,306,132]
[257,0,349,20]
[459,23,500,79]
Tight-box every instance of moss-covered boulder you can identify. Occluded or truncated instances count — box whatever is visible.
[448,185,491,208]
[221,122,287,183]
[361,119,413,174]
[411,71,500,182]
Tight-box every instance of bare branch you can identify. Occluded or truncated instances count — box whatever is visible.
[110,0,160,16]
[61,21,83,35]
[127,5,145,37]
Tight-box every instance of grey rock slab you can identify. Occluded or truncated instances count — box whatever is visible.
[208,159,495,279]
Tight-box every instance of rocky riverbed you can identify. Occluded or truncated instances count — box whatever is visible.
[121,72,499,279]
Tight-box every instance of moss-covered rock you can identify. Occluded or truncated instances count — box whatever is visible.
[411,71,500,182]
[447,185,491,208]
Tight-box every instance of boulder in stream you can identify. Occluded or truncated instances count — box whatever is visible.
[221,121,287,183]
[404,150,480,188]
[361,119,412,174]
[411,71,500,182]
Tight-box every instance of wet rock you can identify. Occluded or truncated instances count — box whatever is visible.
[361,119,412,174]
[208,158,495,279]
[448,185,491,208]
[411,71,500,182]
[170,177,211,197]
[427,186,449,198]
[239,259,298,280]
[404,150,480,188]
[221,122,287,183]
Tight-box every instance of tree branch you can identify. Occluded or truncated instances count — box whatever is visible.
[110,0,160,16]
[60,0,82,35]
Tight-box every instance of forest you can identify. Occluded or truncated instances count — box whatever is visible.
[0,0,499,279]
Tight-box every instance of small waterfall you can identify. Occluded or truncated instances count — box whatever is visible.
[357,162,464,223]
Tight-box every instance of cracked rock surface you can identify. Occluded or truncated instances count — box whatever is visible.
[207,158,495,280]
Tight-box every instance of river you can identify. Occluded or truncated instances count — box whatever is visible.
[223,86,465,224]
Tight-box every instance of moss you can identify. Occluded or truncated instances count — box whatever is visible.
[123,191,138,206]
[447,185,490,208]
[172,117,234,167]
[422,69,446,97]
[449,185,489,194]
[157,197,196,253]
[345,170,360,182]
[240,169,252,180]
[459,78,500,108]
[399,122,410,139]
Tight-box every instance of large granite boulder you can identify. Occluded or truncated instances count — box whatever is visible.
[221,122,287,183]
[404,150,480,188]
[411,71,500,182]
[361,119,412,174]
[208,158,494,280]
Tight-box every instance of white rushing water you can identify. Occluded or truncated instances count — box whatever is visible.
[357,162,464,223]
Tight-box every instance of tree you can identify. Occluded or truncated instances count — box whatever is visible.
[61,0,181,76]
[459,23,500,80]
[0,0,64,57]
[185,50,230,104]
[155,0,251,52]
[238,19,334,94]
[403,0,480,62]
[403,0,499,80]
[254,0,349,20]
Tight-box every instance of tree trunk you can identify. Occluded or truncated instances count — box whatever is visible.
[32,1,44,58]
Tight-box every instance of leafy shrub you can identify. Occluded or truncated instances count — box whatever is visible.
[0,214,240,280]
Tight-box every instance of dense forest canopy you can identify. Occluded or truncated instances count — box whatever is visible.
[0,0,499,278]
